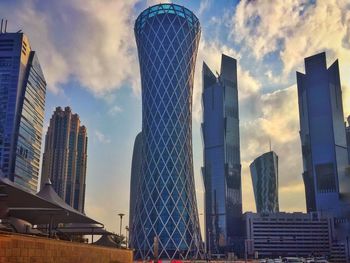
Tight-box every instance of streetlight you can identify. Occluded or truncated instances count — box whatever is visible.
[118,213,125,237]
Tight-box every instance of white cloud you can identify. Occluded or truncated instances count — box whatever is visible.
[192,39,261,121]
[1,0,140,95]
[231,0,350,89]
[197,0,211,17]
[108,105,123,116]
[94,130,111,144]
[240,85,305,212]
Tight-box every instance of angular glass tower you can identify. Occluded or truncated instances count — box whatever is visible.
[297,52,350,216]
[132,4,202,260]
[250,151,279,214]
[0,32,46,193]
[201,55,243,255]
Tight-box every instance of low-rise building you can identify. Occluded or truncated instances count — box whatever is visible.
[244,212,332,259]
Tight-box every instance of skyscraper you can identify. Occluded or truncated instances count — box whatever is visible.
[297,52,350,216]
[41,107,87,212]
[250,151,279,214]
[129,131,142,248]
[0,29,46,193]
[131,4,202,260]
[201,55,243,255]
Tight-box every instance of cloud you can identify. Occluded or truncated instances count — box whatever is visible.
[94,130,111,144]
[197,0,211,17]
[192,39,261,121]
[0,0,140,95]
[231,0,350,86]
[108,105,123,116]
[240,85,305,212]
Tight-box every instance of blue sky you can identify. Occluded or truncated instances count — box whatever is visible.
[1,0,350,235]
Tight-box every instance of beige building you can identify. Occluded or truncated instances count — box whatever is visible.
[41,106,87,212]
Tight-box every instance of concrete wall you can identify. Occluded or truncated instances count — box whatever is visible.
[0,232,133,263]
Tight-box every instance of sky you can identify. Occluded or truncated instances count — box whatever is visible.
[1,0,350,236]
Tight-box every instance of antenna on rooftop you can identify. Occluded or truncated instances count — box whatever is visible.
[0,19,3,34]
[4,19,7,33]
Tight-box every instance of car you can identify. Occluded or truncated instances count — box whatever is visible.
[282,257,303,263]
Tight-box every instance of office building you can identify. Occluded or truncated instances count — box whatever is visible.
[41,107,87,212]
[245,212,332,258]
[129,131,142,248]
[250,151,279,213]
[297,52,350,262]
[297,52,350,216]
[0,27,46,193]
[201,55,243,255]
[131,4,202,260]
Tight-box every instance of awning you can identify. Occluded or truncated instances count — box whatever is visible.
[0,176,60,219]
[54,223,111,235]
[93,234,119,248]
[0,172,102,226]
[34,180,101,225]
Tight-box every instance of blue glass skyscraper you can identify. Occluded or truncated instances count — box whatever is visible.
[131,4,202,260]
[0,30,46,193]
[297,52,350,259]
[297,52,350,216]
[202,55,243,255]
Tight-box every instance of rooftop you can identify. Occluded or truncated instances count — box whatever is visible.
[135,3,200,34]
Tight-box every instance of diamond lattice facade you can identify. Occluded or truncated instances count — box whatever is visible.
[131,4,203,260]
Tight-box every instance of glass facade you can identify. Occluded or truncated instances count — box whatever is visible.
[201,55,243,256]
[297,52,350,216]
[297,52,350,256]
[132,4,203,260]
[250,151,279,214]
[41,107,87,212]
[0,32,46,193]
[129,131,142,248]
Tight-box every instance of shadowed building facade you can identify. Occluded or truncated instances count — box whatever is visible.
[131,4,202,260]
[41,107,87,212]
[0,31,46,193]
[201,55,243,255]
[250,151,279,214]
[129,131,142,248]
